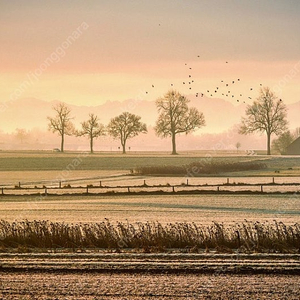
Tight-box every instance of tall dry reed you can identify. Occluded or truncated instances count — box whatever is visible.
[0,219,299,253]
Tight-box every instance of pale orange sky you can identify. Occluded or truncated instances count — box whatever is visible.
[1,0,300,107]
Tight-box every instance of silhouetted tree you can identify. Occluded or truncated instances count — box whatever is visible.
[239,87,288,155]
[48,103,74,152]
[155,90,205,154]
[272,131,294,154]
[15,128,29,144]
[235,142,241,153]
[107,112,147,154]
[77,114,105,153]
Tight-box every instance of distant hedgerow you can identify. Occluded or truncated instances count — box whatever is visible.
[134,160,267,176]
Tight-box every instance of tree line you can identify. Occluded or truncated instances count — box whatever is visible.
[48,90,205,154]
[48,87,292,155]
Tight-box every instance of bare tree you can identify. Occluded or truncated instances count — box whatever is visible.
[235,142,241,153]
[271,131,294,154]
[77,113,106,153]
[15,128,29,144]
[239,87,288,155]
[294,127,300,139]
[107,112,147,154]
[155,90,205,155]
[48,103,74,152]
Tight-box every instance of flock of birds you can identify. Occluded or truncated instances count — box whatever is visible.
[144,56,269,105]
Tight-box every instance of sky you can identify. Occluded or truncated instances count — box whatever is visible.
[1,0,300,108]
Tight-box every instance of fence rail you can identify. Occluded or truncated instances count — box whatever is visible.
[1,178,300,196]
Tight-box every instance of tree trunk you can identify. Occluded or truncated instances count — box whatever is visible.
[61,134,64,152]
[267,133,271,155]
[122,142,126,154]
[90,137,94,153]
[171,132,177,155]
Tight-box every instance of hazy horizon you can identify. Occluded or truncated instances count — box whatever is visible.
[1,0,300,110]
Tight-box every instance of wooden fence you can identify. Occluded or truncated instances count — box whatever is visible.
[1,178,300,196]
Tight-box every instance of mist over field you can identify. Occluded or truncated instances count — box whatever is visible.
[0,96,299,152]
[1,1,300,298]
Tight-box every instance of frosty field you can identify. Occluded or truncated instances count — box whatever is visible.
[0,152,299,299]
[1,271,300,299]
[0,193,299,225]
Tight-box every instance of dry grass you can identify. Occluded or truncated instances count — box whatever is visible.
[0,219,299,253]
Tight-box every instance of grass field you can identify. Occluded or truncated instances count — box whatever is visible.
[0,193,299,225]
[0,151,299,177]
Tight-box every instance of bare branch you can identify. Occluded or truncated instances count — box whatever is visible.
[239,87,288,155]
[155,90,205,154]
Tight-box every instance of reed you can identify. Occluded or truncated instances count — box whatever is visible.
[0,219,298,253]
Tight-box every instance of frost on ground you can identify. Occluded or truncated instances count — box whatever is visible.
[0,272,300,299]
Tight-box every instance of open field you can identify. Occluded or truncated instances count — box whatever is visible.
[1,271,299,299]
[0,194,299,225]
[0,151,299,177]
[0,150,266,172]
[0,151,299,298]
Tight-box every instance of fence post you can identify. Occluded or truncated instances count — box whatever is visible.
[217,186,220,192]
[86,186,89,194]
[59,181,61,189]
[227,178,229,184]
[272,177,275,184]
[172,186,175,192]
[127,187,130,193]
[1,188,3,195]
[100,181,102,187]
[186,179,189,186]
[18,182,21,188]
[261,185,263,193]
